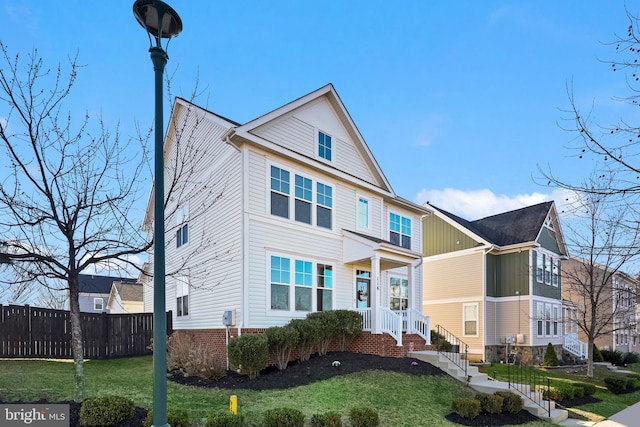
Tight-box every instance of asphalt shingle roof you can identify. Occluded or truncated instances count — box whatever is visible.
[78,274,137,294]
[430,201,554,247]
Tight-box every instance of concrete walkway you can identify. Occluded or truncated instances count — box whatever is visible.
[558,400,640,426]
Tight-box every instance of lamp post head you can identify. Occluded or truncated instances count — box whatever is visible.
[133,0,182,48]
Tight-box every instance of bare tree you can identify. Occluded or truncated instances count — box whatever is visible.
[561,175,640,377]
[0,43,152,401]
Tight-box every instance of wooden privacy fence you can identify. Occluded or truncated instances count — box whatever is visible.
[0,305,173,359]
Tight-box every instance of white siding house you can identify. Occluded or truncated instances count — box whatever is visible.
[144,84,431,359]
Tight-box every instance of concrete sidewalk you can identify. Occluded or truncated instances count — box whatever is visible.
[559,400,640,426]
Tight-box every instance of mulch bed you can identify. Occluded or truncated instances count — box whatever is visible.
[557,394,602,407]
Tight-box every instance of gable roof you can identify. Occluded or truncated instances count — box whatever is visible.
[78,274,137,294]
[111,282,143,302]
[229,83,395,195]
[428,201,565,251]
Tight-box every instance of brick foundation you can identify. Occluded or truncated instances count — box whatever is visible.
[172,329,434,368]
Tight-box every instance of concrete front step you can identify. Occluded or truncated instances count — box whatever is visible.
[409,350,569,424]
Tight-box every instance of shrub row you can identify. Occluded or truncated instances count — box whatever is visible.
[538,381,596,401]
[229,310,363,378]
[452,392,523,419]
[600,350,640,366]
[604,375,640,394]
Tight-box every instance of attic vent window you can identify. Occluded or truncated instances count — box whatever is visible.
[318,131,332,161]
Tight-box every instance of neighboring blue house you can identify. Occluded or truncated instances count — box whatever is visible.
[78,274,138,313]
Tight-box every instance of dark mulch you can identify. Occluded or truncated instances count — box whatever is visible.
[445,410,540,426]
[557,394,602,407]
[169,351,447,390]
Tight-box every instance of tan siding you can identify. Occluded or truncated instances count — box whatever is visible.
[424,301,484,355]
[424,252,484,301]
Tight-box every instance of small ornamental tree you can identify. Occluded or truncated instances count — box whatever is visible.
[266,325,300,370]
[543,343,560,366]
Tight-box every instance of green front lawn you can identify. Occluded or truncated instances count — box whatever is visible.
[479,362,640,418]
[0,356,552,426]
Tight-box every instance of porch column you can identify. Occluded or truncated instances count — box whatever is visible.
[371,254,381,333]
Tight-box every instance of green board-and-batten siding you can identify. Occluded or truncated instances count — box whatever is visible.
[423,214,480,256]
[486,252,530,297]
[538,227,562,254]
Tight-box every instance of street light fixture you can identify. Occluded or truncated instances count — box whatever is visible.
[133,2,182,427]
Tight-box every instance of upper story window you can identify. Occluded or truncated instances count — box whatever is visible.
[269,164,333,230]
[271,166,290,219]
[316,183,332,229]
[270,255,333,313]
[176,203,189,248]
[318,131,332,161]
[358,197,369,229]
[295,175,313,224]
[534,250,559,286]
[390,212,411,249]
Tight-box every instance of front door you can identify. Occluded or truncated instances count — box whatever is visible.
[356,270,371,308]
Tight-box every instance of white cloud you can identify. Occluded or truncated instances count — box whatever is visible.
[415,187,575,220]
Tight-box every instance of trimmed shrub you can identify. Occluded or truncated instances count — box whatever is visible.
[348,407,379,427]
[228,334,269,379]
[80,395,135,427]
[263,407,305,427]
[266,325,300,370]
[604,377,628,394]
[431,329,453,352]
[626,373,640,387]
[204,413,246,427]
[573,385,585,398]
[310,411,343,427]
[289,318,322,361]
[475,392,503,414]
[167,332,226,380]
[543,342,559,366]
[592,345,604,362]
[578,382,597,396]
[307,311,340,355]
[334,310,364,351]
[626,377,637,389]
[451,398,481,420]
[623,352,640,365]
[144,409,190,427]
[495,392,523,414]
[601,349,624,366]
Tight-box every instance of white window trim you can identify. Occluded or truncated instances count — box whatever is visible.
[462,302,479,337]
[94,297,104,311]
[267,252,335,316]
[316,129,336,164]
[356,194,371,231]
[176,276,190,318]
[267,162,334,231]
[388,210,412,250]
[389,276,409,311]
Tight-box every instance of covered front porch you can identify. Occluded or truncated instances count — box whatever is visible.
[343,230,431,346]
[563,302,587,359]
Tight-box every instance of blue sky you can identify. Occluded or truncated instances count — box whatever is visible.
[1,0,636,221]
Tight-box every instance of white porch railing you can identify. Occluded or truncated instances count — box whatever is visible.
[380,307,403,345]
[563,333,588,359]
[355,307,431,347]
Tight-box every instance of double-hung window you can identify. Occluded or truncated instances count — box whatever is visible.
[94,298,104,311]
[463,303,478,336]
[552,259,559,286]
[545,304,551,335]
[536,252,544,282]
[270,256,291,310]
[270,255,333,313]
[176,204,189,248]
[317,264,333,311]
[544,256,552,284]
[295,260,313,311]
[537,304,544,336]
[295,175,312,224]
[390,277,408,310]
[390,213,411,249]
[271,166,290,218]
[176,276,189,317]
[553,306,559,336]
[318,131,332,161]
[316,183,332,229]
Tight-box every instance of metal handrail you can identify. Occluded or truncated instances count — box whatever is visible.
[435,324,469,377]
[507,362,552,418]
